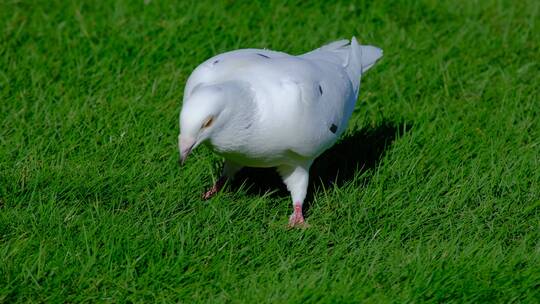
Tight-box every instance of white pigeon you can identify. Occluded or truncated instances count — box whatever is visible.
[179,37,382,227]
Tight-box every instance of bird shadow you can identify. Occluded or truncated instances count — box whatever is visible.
[229,122,411,203]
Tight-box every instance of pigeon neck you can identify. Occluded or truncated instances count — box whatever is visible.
[209,82,257,153]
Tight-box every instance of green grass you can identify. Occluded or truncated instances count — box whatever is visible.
[1,0,539,302]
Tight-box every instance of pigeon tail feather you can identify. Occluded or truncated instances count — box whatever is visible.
[303,37,382,97]
[348,37,383,96]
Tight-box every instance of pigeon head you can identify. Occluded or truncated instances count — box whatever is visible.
[178,85,228,165]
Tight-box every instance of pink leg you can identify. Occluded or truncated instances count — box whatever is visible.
[202,176,227,200]
[288,204,305,227]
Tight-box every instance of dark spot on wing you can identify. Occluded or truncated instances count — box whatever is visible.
[257,53,270,59]
[318,84,323,95]
[213,59,220,65]
[330,124,338,134]
[245,122,252,129]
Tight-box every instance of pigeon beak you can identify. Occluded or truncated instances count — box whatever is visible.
[179,136,195,166]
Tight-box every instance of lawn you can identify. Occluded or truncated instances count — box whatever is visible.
[1,0,539,302]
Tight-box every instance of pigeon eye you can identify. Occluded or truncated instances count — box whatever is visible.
[202,116,214,129]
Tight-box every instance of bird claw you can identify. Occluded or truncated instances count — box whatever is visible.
[288,205,308,228]
[202,176,227,200]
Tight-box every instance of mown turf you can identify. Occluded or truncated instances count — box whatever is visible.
[1,0,539,302]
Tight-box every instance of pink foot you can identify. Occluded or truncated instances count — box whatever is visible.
[202,176,227,200]
[288,204,306,228]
